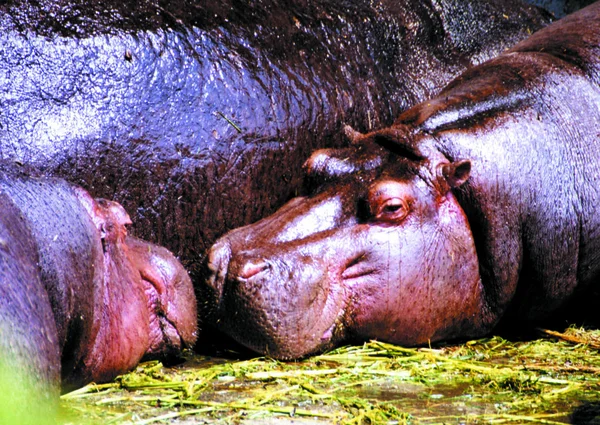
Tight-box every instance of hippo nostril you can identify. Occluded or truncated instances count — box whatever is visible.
[239,260,269,280]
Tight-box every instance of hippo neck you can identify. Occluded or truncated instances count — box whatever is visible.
[409,59,600,324]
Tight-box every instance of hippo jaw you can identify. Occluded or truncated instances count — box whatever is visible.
[202,152,487,359]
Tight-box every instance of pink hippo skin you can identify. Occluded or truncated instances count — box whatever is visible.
[74,192,198,386]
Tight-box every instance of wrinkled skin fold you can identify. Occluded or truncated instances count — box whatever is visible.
[0,165,197,411]
[202,3,600,359]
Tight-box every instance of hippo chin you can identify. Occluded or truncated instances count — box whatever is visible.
[0,166,197,406]
[202,2,600,359]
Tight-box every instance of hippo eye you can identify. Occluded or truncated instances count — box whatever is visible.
[375,198,409,223]
[368,180,412,224]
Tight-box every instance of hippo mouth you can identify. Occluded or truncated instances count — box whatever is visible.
[142,278,185,358]
[341,254,377,283]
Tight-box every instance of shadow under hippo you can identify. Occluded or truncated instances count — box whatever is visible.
[0,165,197,420]
[201,2,600,359]
[0,0,551,287]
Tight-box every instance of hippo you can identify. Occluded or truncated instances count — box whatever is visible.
[0,165,197,418]
[201,2,600,359]
[0,0,550,286]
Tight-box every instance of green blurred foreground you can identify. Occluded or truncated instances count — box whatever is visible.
[8,327,600,424]
[0,358,57,425]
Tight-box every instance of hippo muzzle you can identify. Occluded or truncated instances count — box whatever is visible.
[204,219,351,359]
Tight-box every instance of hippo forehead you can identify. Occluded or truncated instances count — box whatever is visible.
[261,147,435,244]
[304,144,425,196]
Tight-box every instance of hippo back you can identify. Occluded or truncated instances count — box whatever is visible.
[394,1,600,323]
[0,167,103,388]
[0,0,550,278]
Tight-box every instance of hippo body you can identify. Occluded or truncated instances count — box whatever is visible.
[0,165,197,408]
[0,0,550,281]
[202,3,600,359]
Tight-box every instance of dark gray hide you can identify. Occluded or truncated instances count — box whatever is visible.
[0,168,97,416]
[525,0,596,17]
[0,0,549,283]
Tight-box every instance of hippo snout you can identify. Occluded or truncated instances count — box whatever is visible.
[205,237,276,294]
[202,234,350,359]
[228,254,274,284]
[204,238,232,300]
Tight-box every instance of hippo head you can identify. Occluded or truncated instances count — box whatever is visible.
[74,190,197,384]
[201,126,488,359]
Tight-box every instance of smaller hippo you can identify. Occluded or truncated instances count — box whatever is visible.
[200,2,600,360]
[0,166,197,419]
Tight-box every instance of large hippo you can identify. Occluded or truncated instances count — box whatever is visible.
[201,2,600,359]
[0,165,197,418]
[0,0,550,283]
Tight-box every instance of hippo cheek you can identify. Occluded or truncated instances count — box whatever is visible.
[342,229,421,342]
[345,221,483,346]
[216,252,348,359]
[85,250,151,384]
[347,267,435,346]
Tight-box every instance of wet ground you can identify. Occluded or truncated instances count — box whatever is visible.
[60,330,600,424]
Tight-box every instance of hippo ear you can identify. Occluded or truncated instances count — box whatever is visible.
[73,186,107,237]
[343,125,366,145]
[440,160,471,188]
